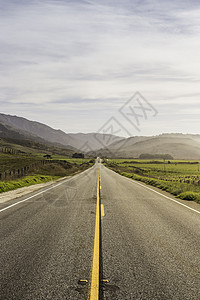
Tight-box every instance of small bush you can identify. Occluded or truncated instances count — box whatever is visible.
[177,191,200,202]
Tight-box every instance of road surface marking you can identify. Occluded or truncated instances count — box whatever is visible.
[0,167,96,214]
[101,204,105,218]
[0,176,77,213]
[89,169,100,300]
[102,279,109,283]
[0,165,97,214]
[79,279,88,285]
[126,177,200,215]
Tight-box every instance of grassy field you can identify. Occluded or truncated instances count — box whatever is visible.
[103,159,200,204]
[0,150,95,193]
[0,136,96,193]
[0,151,94,173]
[0,153,41,173]
[0,174,59,193]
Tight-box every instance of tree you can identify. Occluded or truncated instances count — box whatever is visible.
[72,152,84,158]
[44,154,52,159]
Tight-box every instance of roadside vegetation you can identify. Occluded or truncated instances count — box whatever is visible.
[103,159,200,204]
[0,175,58,193]
[0,157,95,193]
[0,143,95,193]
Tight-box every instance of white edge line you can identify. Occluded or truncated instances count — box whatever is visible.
[106,166,200,215]
[126,177,200,215]
[0,166,94,213]
[0,178,69,213]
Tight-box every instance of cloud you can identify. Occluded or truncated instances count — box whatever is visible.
[0,0,200,135]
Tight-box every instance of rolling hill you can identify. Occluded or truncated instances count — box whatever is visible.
[0,113,200,159]
[97,133,200,159]
[0,113,124,151]
[0,121,75,156]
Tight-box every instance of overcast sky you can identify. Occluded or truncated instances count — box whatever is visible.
[0,0,200,136]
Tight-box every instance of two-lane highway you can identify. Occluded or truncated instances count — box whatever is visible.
[0,162,200,299]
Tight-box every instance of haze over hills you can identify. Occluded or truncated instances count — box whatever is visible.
[0,113,200,159]
[0,121,77,157]
[0,118,76,151]
[97,134,200,159]
[0,113,124,151]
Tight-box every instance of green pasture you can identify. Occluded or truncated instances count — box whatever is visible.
[0,151,95,193]
[0,151,94,174]
[0,175,58,193]
[0,153,41,173]
[104,159,200,203]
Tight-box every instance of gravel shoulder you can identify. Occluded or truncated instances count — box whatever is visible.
[0,176,68,204]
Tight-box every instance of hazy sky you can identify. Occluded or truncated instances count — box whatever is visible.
[0,0,200,136]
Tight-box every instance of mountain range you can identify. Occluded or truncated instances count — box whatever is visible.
[0,113,200,159]
[0,113,124,153]
[96,134,200,159]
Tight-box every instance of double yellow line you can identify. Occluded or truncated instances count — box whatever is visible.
[89,168,101,300]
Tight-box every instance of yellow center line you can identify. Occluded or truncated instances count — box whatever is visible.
[89,168,100,300]
[101,204,105,218]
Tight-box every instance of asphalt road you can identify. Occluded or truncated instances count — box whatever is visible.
[0,162,200,299]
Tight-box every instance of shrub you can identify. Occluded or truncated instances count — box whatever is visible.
[177,191,200,201]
